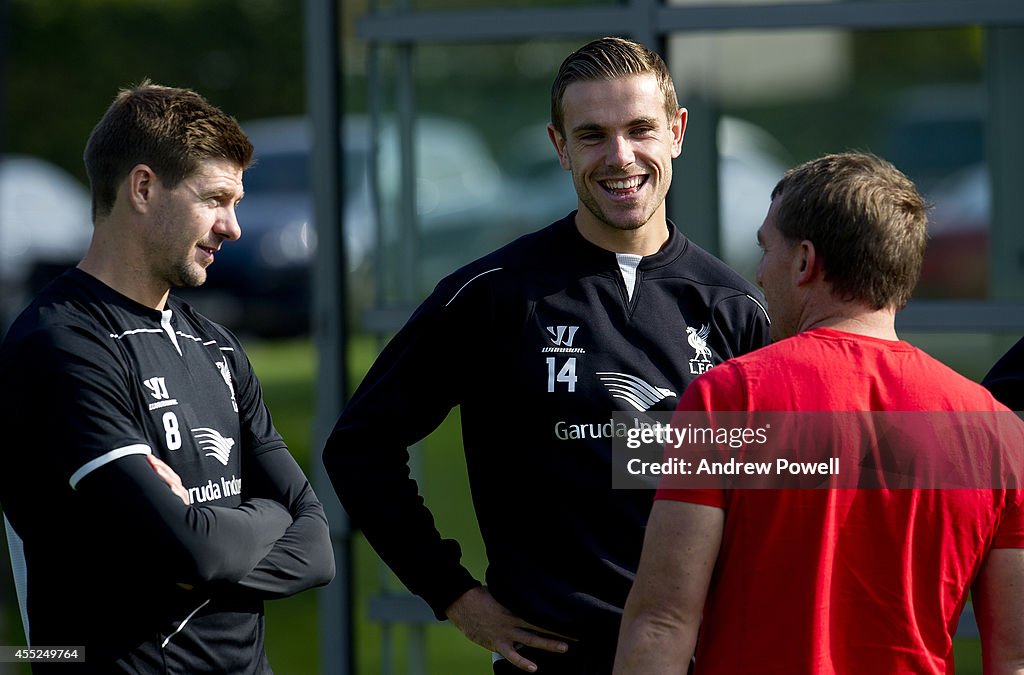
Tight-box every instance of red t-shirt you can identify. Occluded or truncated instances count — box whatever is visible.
[657,327,1024,674]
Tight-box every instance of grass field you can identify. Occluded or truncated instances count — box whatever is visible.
[0,335,995,674]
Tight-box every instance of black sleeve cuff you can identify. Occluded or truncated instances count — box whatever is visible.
[421,567,482,621]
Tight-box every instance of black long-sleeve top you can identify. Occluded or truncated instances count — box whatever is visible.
[0,268,334,674]
[324,213,769,649]
[984,335,1024,411]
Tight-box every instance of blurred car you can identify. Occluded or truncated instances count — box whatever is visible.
[917,163,989,299]
[878,85,989,299]
[880,84,984,195]
[180,115,513,337]
[716,116,792,281]
[0,155,93,330]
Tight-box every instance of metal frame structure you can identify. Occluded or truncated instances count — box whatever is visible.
[308,2,1024,673]
[305,2,353,674]
[360,0,1024,41]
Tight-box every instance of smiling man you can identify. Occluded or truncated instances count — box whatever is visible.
[0,82,334,673]
[323,37,769,674]
[548,62,682,253]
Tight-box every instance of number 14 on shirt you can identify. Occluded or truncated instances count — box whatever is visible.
[546,357,578,392]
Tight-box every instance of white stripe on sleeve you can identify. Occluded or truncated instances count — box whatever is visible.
[69,444,152,489]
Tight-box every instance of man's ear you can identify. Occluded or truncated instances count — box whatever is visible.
[795,240,819,286]
[671,107,687,158]
[126,164,158,214]
[547,123,571,171]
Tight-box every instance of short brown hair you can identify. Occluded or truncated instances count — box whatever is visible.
[550,37,679,135]
[771,152,928,310]
[83,79,253,220]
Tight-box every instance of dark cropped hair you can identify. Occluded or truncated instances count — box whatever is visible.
[550,37,679,135]
[771,152,928,310]
[84,79,253,220]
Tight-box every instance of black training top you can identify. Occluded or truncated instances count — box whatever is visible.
[984,335,1024,412]
[0,268,334,674]
[323,213,770,647]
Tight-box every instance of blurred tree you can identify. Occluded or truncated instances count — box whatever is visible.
[6,0,304,182]
[853,26,982,88]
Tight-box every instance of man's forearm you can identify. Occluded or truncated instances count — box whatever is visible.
[974,548,1024,675]
[231,447,335,597]
[614,605,697,673]
[81,455,293,584]
[323,425,480,618]
[230,495,335,598]
[614,500,723,674]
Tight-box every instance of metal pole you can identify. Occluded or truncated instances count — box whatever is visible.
[397,44,419,303]
[0,2,15,668]
[985,26,1024,303]
[304,1,353,673]
[0,0,9,335]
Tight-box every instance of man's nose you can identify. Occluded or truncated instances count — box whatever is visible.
[606,135,635,168]
[216,206,242,241]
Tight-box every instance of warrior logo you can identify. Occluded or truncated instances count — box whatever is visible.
[144,377,169,400]
[144,376,178,411]
[191,427,235,466]
[543,325,585,354]
[598,372,676,412]
[686,323,715,374]
[547,325,579,347]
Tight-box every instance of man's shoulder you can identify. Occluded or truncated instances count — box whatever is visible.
[0,284,130,396]
[704,333,808,381]
[720,329,1009,409]
[724,330,846,368]
[673,236,762,298]
[905,343,1011,409]
[166,294,237,344]
[2,273,104,354]
[653,234,770,333]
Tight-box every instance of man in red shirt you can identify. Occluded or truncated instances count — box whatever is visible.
[614,152,1024,674]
